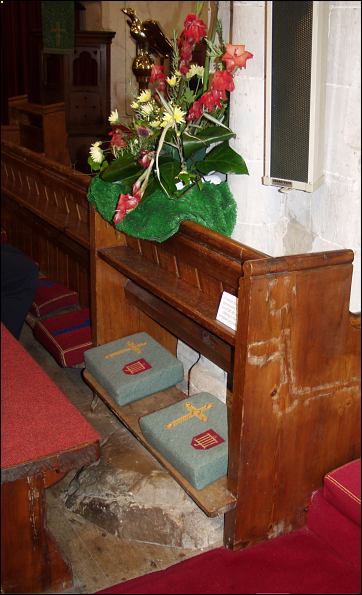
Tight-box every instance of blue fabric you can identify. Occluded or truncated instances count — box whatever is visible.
[53,319,90,336]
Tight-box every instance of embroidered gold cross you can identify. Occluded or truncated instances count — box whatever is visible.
[105,340,147,360]
[50,22,66,48]
[165,402,214,429]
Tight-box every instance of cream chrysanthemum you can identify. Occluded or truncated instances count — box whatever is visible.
[108,109,120,124]
[140,102,154,116]
[149,120,162,128]
[138,89,152,103]
[166,75,178,87]
[130,101,139,109]
[161,107,186,128]
[89,141,104,163]
[186,64,204,79]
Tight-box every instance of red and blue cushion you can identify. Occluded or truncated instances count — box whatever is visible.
[33,308,93,367]
[30,277,79,318]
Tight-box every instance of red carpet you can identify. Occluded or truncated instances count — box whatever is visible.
[1,323,99,469]
[97,527,360,594]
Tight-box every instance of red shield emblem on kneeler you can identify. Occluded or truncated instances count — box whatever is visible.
[122,358,152,375]
[191,429,225,450]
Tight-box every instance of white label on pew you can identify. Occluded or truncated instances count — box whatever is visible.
[216,292,237,330]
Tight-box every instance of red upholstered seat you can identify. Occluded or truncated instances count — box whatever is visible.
[1,323,100,469]
[323,459,361,526]
[30,277,79,317]
[33,308,93,367]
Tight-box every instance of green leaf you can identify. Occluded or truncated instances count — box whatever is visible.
[183,87,196,106]
[186,146,206,168]
[183,125,235,159]
[158,156,181,195]
[101,153,143,188]
[195,142,249,175]
[88,156,101,171]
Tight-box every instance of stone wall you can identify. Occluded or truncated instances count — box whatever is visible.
[228,0,361,313]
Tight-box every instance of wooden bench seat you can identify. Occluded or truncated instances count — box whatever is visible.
[1,323,100,594]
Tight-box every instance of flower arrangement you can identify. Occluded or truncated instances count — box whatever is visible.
[87,3,253,242]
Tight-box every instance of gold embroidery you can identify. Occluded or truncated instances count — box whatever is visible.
[123,360,148,374]
[105,340,147,360]
[165,402,214,429]
[193,432,220,449]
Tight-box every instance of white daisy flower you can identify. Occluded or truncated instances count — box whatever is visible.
[89,141,104,163]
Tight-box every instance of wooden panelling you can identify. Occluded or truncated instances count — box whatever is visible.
[1,141,91,306]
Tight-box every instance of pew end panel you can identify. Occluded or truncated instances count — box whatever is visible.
[226,251,361,548]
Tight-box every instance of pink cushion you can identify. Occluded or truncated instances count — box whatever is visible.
[30,277,79,317]
[1,229,7,243]
[323,459,361,526]
[33,309,93,367]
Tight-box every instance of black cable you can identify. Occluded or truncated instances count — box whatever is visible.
[187,352,201,396]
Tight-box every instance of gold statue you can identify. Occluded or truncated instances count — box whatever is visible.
[122,8,173,91]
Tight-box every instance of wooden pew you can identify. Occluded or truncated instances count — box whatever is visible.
[1,324,100,593]
[1,141,360,550]
[86,210,361,550]
[1,140,91,307]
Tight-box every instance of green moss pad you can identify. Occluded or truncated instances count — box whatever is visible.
[84,332,184,406]
[140,393,228,490]
[87,176,237,242]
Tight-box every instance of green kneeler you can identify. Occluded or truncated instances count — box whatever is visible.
[140,393,228,490]
[84,332,184,406]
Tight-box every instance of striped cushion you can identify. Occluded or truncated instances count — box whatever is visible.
[30,277,79,317]
[33,308,93,367]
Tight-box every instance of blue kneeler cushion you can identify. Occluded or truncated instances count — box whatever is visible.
[140,392,228,490]
[84,332,184,406]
